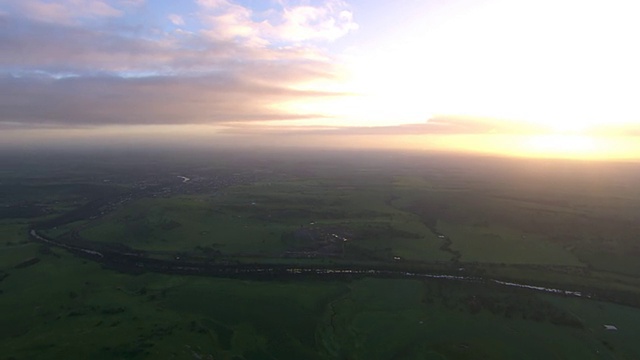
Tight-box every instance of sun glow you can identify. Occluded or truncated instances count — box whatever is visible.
[399,134,640,160]
[289,0,640,135]
[525,134,597,157]
[224,0,640,161]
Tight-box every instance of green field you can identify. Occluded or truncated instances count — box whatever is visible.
[317,278,640,360]
[80,196,291,255]
[2,238,640,359]
[78,179,451,262]
[3,150,640,359]
[438,221,583,265]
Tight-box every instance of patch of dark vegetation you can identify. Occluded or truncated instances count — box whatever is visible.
[149,323,178,339]
[243,350,271,360]
[37,245,58,257]
[404,202,461,262]
[194,245,222,256]
[102,342,150,359]
[33,197,112,230]
[202,319,233,350]
[67,310,86,317]
[0,204,50,219]
[408,201,445,230]
[439,236,461,263]
[0,271,8,282]
[281,226,350,258]
[56,232,140,254]
[466,294,583,327]
[423,281,583,328]
[357,224,421,240]
[602,340,615,351]
[13,257,41,269]
[248,207,333,221]
[343,243,391,261]
[101,307,126,315]
[27,343,56,351]
[159,219,181,230]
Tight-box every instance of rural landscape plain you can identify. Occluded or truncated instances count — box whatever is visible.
[2,148,640,359]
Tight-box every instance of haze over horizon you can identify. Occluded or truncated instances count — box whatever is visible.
[2,0,640,159]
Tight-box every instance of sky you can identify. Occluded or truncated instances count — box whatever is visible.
[1,0,640,159]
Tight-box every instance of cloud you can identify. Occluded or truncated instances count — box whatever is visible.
[1,0,122,24]
[197,0,262,43]
[220,116,548,137]
[196,0,357,44]
[168,14,185,26]
[276,1,358,42]
[0,16,339,82]
[118,0,144,7]
[0,17,173,73]
[0,0,358,72]
[0,1,356,128]
[0,73,343,128]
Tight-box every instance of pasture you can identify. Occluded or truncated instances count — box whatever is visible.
[2,238,640,359]
[78,178,451,262]
[4,149,640,359]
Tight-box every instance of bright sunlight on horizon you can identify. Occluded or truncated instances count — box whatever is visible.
[1,0,639,160]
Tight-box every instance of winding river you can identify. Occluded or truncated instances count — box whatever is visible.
[29,230,585,299]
